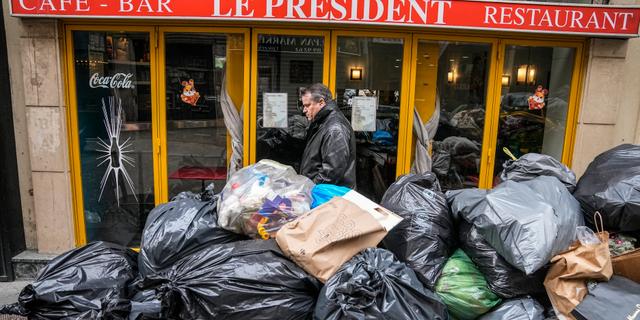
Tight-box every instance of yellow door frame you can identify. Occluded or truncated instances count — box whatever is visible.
[63,25,158,246]
[248,28,331,164]
[157,27,251,203]
[407,34,500,189]
[62,21,588,246]
[483,38,585,188]
[329,30,413,177]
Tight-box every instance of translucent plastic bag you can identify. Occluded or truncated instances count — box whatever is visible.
[218,159,315,239]
[435,249,502,319]
[576,226,601,246]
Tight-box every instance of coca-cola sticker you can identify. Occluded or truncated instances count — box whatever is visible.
[89,73,135,89]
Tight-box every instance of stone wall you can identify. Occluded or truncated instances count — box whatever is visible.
[572,0,640,176]
[2,6,74,254]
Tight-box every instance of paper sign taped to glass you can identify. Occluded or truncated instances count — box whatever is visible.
[351,96,377,132]
[275,190,403,283]
[263,93,288,128]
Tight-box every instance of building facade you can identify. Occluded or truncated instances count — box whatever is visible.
[2,0,640,260]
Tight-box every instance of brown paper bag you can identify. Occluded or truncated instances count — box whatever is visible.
[612,248,640,283]
[275,193,402,283]
[544,212,613,319]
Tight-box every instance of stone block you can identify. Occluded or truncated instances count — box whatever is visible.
[591,38,629,59]
[23,19,57,39]
[19,37,37,106]
[26,107,67,172]
[34,38,62,107]
[11,250,56,280]
[571,123,615,178]
[19,37,62,107]
[580,58,624,125]
[31,172,75,254]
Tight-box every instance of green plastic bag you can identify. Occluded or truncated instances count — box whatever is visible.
[435,249,501,320]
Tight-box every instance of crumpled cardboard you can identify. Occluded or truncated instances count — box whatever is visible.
[543,231,612,320]
[276,191,402,283]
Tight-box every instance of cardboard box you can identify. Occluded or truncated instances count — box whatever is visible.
[612,248,640,283]
[276,191,402,283]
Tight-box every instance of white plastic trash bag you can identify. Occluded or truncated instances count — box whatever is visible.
[218,159,315,239]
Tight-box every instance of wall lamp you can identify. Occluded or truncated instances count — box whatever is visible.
[502,75,511,86]
[516,65,536,85]
[350,68,363,81]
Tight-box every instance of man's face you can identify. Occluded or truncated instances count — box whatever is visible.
[302,93,325,122]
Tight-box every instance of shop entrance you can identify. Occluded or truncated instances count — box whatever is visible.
[65,24,585,247]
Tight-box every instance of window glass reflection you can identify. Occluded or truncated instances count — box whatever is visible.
[255,34,325,171]
[413,40,491,190]
[73,31,153,247]
[164,33,243,198]
[335,36,404,201]
[494,45,575,185]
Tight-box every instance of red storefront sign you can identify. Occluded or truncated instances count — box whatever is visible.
[10,0,640,37]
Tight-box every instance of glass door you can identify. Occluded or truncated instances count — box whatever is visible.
[408,37,496,191]
[489,41,582,186]
[250,30,330,171]
[158,28,249,201]
[67,27,158,247]
[330,32,412,202]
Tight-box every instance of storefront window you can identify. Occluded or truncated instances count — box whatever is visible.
[72,31,153,247]
[255,34,325,171]
[493,45,576,184]
[335,36,404,201]
[413,40,491,190]
[164,33,243,198]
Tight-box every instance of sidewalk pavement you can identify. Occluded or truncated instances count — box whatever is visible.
[0,281,29,320]
[0,281,28,305]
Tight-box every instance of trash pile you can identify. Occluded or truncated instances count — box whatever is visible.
[3,146,640,319]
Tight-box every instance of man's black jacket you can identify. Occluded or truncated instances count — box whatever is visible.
[300,103,356,188]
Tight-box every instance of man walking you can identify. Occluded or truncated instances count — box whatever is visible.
[299,83,356,188]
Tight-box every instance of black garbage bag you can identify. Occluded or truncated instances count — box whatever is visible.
[381,173,456,289]
[144,239,320,320]
[105,276,163,320]
[447,176,583,274]
[138,187,247,276]
[572,276,640,320]
[314,248,449,320]
[458,221,547,299]
[573,144,640,233]
[0,241,138,319]
[479,297,544,320]
[499,153,576,192]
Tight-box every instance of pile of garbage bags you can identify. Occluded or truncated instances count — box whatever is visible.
[3,144,640,320]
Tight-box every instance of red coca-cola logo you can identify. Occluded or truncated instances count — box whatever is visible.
[89,73,135,89]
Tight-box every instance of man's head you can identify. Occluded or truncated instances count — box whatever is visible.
[302,83,333,122]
